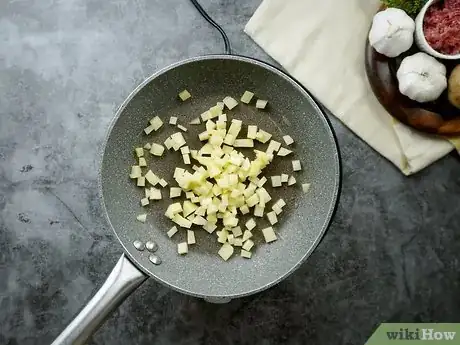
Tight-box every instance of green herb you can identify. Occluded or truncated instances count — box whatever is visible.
[381,0,428,16]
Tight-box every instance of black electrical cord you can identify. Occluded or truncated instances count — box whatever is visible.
[189,0,232,55]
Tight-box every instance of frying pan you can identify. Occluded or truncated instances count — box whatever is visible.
[51,55,341,345]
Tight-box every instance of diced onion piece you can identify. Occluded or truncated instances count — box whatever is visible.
[172,214,192,228]
[136,214,147,223]
[192,215,207,225]
[219,114,227,122]
[187,214,195,222]
[190,117,201,125]
[159,179,168,187]
[262,227,277,243]
[135,147,144,157]
[234,139,254,148]
[138,157,147,167]
[288,175,296,186]
[183,153,191,165]
[254,205,264,217]
[292,160,302,171]
[302,183,311,193]
[278,147,292,156]
[257,176,267,187]
[199,131,210,141]
[283,135,294,146]
[171,132,186,151]
[216,101,225,110]
[170,187,182,198]
[227,234,235,245]
[149,116,163,131]
[164,137,173,150]
[185,191,195,199]
[271,176,282,187]
[145,188,151,199]
[255,130,272,143]
[209,105,222,118]
[242,230,253,242]
[150,143,165,157]
[203,222,217,234]
[245,218,256,231]
[180,146,190,154]
[231,226,242,237]
[140,198,149,206]
[150,188,162,200]
[242,239,254,251]
[267,140,281,154]
[247,125,258,139]
[218,243,234,261]
[144,143,152,150]
[177,124,188,132]
[241,249,252,258]
[144,124,154,135]
[223,96,238,110]
[137,176,146,187]
[201,111,211,122]
[276,199,286,208]
[145,170,160,185]
[240,91,254,104]
[179,90,191,101]
[130,165,142,179]
[167,226,178,238]
[224,134,235,146]
[281,174,289,183]
[246,194,259,207]
[240,205,250,215]
[272,204,282,215]
[169,116,178,125]
[183,200,198,217]
[165,202,182,219]
[178,242,188,255]
[234,238,243,247]
[256,187,272,204]
[256,99,268,109]
[267,211,278,225]
[187,230,196,245]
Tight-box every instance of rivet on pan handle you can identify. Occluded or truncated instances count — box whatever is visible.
[51,254,147,345]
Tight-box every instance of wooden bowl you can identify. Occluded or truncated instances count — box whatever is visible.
[365,35,460,135]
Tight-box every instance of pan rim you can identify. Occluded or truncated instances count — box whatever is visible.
[98,54,342,299]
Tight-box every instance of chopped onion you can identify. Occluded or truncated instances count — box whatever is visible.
[262,227,277,243]
[223,96,238,110]
[267,211,278,225]
[247,125,258,139]
[144,124,154,135]
[149,116,163,131]
[302,183,311,193]
[201,111,211,122]
[192,215,207,225]
[165,202,182,219]
[292,160,302,171]
[199,131,210,141]
[254,205,264,217]
[242,230,253,242]
[257,176,267,187]
[278,147,292,156]
[241,249,252,258]
[234,139,254,148]
[231,226,242,237]
[130,165,142,179]
[140,198,149,206]
[276,199,286,208]
[245,218,256,231]
[256,99,268,109]
[271,176,282,187]
[169,116,178,125]
[150,143,165,157]
[240,91,254,104]
[138,157,147,167]
[218,243,234,261]
[267,140,281,154]
[177,242,188,255]
[167,226,178,238]
[170,187,182,198]
[272,205,282,215]
[234,238,243,247]
[144,143,152,150]
[136,214,147,223]
[159,179,168,187]
[183,153,191,165]
[203,222,217,233]
[190,117,201,125]
[180,146,190,155]
[137,176,146,187]
[242,239,254,251]
[179,90,191,101]
[145,170,160,185]
[164,137,173,150]
[288,175,296,186]
[187,230,196,245]
[177,124,187,132]
[283,135,294,146]
[150,188,162,200]
[135,147,144,157]
[281,174,289,183]
[171,132,186,151]
[227,234,235,245]
[173,214,192,228]
[240,205,250,215]
[255,129,272,143]
[183,200,198,217]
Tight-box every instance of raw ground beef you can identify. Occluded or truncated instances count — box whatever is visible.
[423,0,460,55]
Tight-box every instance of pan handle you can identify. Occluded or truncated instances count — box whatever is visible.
[51,254,147,345]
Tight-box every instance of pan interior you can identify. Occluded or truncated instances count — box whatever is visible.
[100,56,340,298]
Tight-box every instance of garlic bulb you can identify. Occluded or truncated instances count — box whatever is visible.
[397,52,447,103]
[369,8,415,58]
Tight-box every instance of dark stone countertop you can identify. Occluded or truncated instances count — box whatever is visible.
[1,1,460,344]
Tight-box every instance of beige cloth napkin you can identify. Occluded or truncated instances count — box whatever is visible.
[245,0,457,175]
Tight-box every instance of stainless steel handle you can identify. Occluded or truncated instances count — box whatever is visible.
[51,254,147,345]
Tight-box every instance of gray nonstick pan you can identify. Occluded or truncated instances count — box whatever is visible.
[51,55,341,345]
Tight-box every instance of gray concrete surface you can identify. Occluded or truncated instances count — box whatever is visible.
[1,0,460,344]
